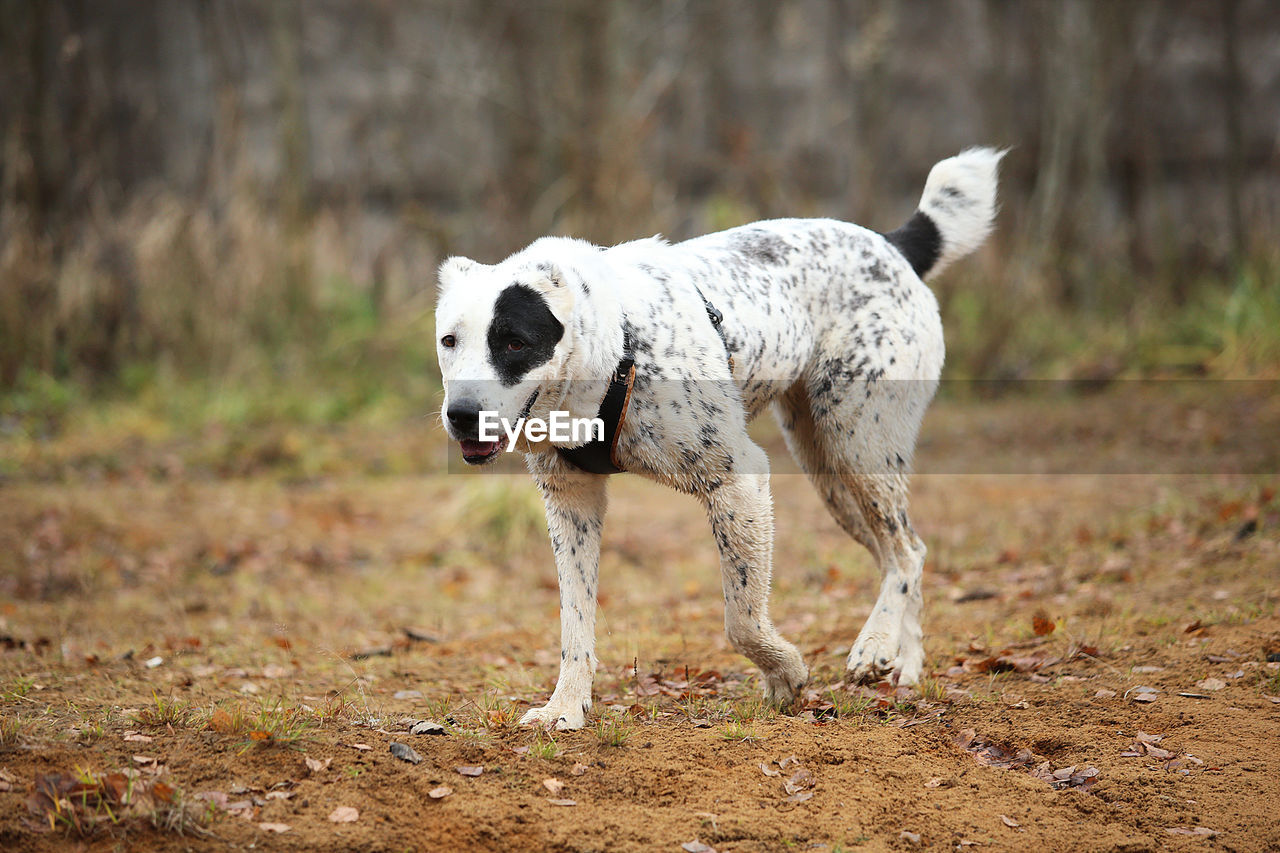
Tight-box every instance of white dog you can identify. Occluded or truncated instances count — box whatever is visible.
[436,148,1003,729]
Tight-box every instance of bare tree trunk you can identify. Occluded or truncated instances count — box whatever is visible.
[1220,0,1246,271]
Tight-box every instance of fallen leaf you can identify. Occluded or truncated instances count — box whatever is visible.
[1129,686,1158,703]
[349,742,372,751]
[428,786,452,799]
[1166,826,1219,837]
[389,742,422,764]
[402,627,440,643]
[900,830,922,844]
[258,822,291,833]
[548,798,577,806]
[571,763,589,776]
[393,690,423,700]
[777,755,800,770]
[132,755,156,765]
[783,790,814,804]
[456,765,483,777]
[1031,611,1055,636]
[305,756,331,773]
[1000,814,1020,828]
[759,762,781,778]
[410,720,447,736]
[783,768,816,795]
[682,842,717,853]
[208,710,234,734]
[1195,677,1226,691]
[265,790,294,801]
[328,806,359,823]
[122,732,153,743]
[924,777,944,788]
[542,777,565,795]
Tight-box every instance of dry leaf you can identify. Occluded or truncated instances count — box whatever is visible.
[682,842,717,853]
[389,742,422,764]
[784,790,815,804]
[428,786,452,799]
[542,777,565,795]
[328,805,359,823]
[208,710,234,734]
[265,790,294,801]
[924,777,944,788]
[122,732,153,743]
[456,765,483,777]
[258,822,291,833]
[411,720,447,736]
[1195,677,1226,691]
[1031,611,1055,636]
[783,768,816,795]
[548,798,577,806]
[305,756,332,773]
[900,830,922,844]
[1093,689,1117,699]
[1000,814,1020,828]
[1166,826,1218,837]
[349,742,372,751]
[759,762,781,777]
[571,763,589,776]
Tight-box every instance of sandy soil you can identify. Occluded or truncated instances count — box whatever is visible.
[1,383,1278,851]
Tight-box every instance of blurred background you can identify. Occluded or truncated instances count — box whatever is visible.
[2,0,1278,440]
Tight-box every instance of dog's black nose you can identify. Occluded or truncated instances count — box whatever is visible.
[446,398,482,436]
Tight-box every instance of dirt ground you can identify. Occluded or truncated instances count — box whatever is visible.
[2,383,1279,852]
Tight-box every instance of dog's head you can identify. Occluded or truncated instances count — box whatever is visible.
[435,255,575,464]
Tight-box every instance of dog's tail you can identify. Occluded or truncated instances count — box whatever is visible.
[884,147,1005,281]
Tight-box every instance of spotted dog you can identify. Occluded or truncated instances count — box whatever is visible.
[436,148,1004,729]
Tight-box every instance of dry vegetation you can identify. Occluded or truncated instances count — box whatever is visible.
[2,383,1278,851]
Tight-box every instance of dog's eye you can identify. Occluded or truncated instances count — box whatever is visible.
[507,338,525,352]
[440,335,456,348]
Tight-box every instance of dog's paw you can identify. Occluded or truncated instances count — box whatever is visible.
[846,631,923,686]
[846,630,903,685]
[519,702,588,731]
[760,647,809,707]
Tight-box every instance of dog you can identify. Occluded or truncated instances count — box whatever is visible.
[435,148,1003,729]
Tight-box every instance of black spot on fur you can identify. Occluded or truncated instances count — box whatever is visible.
[883,210,941,278]
[487,284,564,387]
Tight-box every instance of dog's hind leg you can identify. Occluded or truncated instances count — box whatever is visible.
[702,438,809,705]
[519,454,608,730]
[775,381,930,686]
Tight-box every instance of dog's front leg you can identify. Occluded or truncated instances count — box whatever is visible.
[519,459,607,731]
[703,442,809,706]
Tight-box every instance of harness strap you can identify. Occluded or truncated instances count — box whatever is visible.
[555,334,635,475]
[556,289,731,476]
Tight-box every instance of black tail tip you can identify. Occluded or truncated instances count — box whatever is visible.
[883,211,941,278]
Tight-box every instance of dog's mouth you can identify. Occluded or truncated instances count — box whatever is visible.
[455,389,540,465]
[459,438,506,465]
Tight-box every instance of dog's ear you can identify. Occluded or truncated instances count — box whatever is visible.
[525,262,575,326]
[437,256,477,294]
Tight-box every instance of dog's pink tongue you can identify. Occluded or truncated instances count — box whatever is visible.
[460,439,500,456]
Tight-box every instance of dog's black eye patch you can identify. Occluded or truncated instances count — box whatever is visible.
[487,284,564,387]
